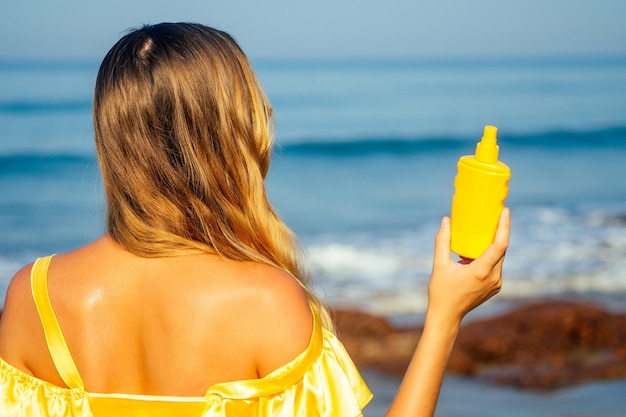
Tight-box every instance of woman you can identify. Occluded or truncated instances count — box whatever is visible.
[0,23,509,416]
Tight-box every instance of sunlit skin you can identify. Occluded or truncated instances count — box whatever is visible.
[0,234,313,396]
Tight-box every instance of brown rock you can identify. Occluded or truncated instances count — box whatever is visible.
[331,309,421,375]
[450,300,626,389]
[332,300,626,390]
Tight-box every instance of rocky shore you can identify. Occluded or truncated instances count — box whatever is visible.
[332,300,626,390]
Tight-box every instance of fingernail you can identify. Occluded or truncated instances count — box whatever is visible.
[441,216,450,228]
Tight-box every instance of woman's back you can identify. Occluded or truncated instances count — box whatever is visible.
[0,235,313,397]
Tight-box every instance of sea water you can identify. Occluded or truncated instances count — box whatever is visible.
[1,57,626,316]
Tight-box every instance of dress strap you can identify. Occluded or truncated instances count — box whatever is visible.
[30,255,85,390]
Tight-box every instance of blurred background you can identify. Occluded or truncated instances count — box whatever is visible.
[1,1,626,416]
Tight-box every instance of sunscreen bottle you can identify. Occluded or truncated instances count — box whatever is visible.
[451,125,511,259]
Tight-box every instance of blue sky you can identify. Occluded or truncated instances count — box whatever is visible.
[1,0,625,60]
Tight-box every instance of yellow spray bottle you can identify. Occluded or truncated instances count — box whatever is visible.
[451,125,511,259]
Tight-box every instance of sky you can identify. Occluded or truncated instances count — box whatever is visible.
[1,0,625,60]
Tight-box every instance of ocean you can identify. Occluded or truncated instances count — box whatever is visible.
[1,56,626,318]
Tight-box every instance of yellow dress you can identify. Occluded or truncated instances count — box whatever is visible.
[0,256,372,416]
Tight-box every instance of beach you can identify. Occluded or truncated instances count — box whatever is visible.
[2,56,626,415]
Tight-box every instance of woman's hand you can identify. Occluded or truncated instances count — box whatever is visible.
[428,207,511,325]
[384,208,510,417]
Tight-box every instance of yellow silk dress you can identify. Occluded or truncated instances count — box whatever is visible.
[0,256,372,416]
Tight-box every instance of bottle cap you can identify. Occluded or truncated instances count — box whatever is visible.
[475,125,499,163]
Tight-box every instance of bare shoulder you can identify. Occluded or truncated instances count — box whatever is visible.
[0,262,35,331]
[236,262,314,377]
[0,262,38,365]
[2,262,33,304]
[242,263,311,315]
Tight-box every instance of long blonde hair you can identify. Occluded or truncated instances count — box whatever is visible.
[93,23,332,329]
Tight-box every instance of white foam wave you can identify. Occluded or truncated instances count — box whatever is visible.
[303,204,626,316]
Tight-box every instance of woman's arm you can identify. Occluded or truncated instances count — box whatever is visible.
[385,208,510,417]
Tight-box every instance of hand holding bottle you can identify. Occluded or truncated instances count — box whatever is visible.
[429,207,510,325]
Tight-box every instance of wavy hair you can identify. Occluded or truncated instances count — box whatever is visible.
[93,22,332,329]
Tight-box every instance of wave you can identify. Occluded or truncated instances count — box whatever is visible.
[277,126,626,157]
[506,126,626,148]
[0,153,95,176]
[2,126,624,164]
[0,99,92,114]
